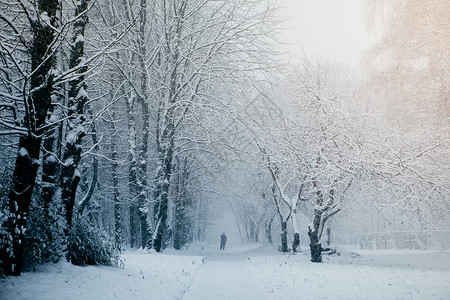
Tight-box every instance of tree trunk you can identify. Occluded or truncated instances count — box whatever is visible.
[112,150,122,250]
[136,0,150,249]
[7,137,43,275]
[292,232,300,253]
[61,0,89,242]
[280,220,288,252]
[129,203,139,248]
[152,0,187,252]
[308,227,322,263]
[5,0,59,275]
[326,227,331,246]
[110,107,122,249]
[249,219,255,241]
[152,151,173,252]
[152,116,175,251]
[173,159,190,250]
[126,91,140,248]
[265,216,273,244]
[173,195,189,250]
[173,203,182,250]
[76,112,98,217]
[40,103,64,263]
[137,96,150,248]
[291,207,300,252]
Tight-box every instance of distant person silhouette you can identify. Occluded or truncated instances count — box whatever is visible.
[220,232,227,250]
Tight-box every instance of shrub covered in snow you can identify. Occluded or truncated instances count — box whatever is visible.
[22,192,66,271]
[0,210,13,277]
[69,218,121,266]
[0,173,13,277]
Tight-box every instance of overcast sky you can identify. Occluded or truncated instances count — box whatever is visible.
[278,0,376,67]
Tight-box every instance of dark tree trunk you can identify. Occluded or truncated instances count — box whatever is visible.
[326,227,331,246]
[136,0,150,249]
[61,0,89,243]
[112,150,122,249]
[7,137,43,275]
[307,181,346,262]
[40,103,64,263]
[265,216,273,244]
[42,109,61,221]
[280,220,288,252]
[308,227,322,263]
[129,203,139,248]
[308,209,323,262]
[110,108,122,249]
[138,184,148,249]
[173,158,191,250]
[292,232,300,253]
[173,201,183,250]
[126,90,139,248]
[76,112,98,217]
[5,0,59,275]
[128,157,139,249]
[249,220,255,241]
[152,115,175,251]
[173,195,189,250]
[153,150,173,252]
[152,0,186,252]
[137,96,150,248]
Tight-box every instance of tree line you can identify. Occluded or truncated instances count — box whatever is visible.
[0,0,279,276]
[0,0,448,277]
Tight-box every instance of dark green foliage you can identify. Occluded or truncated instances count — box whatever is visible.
[68,219,120,266]
[0,211,13,277]
[22,192,65,271]
[0,166,13,276]
[173,194,194,250]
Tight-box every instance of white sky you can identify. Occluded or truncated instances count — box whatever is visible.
[278,0,376,67]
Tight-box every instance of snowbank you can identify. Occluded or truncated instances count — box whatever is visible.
[0,249,203,300]
[248,247,450,300]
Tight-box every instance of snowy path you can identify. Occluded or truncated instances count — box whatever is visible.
[1,244,450,300]
[183,253,271,300]
[183,244,450,300]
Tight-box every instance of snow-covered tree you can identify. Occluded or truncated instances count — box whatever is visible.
[366,0,449,130]
[1,0,61,276]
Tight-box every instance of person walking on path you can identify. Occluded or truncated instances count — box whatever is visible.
[220,232,227,250]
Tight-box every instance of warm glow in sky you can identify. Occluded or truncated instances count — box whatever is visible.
[279,0,375,66]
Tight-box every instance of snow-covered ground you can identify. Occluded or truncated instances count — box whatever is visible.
[0,248,203,300]
[1,244,450,300]
[249,246,450,300]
